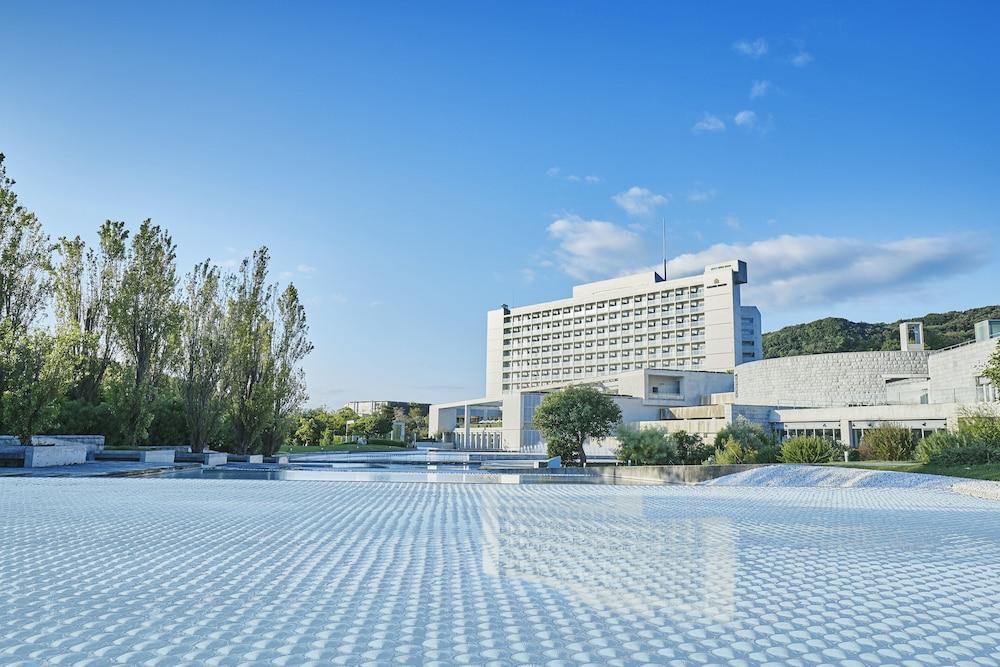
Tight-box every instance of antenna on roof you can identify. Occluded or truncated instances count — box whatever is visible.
[659,218,667,282]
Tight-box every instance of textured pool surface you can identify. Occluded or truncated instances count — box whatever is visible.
[1,477,999,665]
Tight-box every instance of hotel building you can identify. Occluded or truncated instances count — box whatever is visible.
[429,258,1000,458]
[486,259,761,397]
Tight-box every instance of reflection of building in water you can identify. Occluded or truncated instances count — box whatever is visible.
[480,493,736,623]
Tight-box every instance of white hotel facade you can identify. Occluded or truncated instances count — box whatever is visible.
[430,258,1000,457]
[485,259,761,396]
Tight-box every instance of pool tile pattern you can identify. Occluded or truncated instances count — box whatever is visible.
[1,477,999,666]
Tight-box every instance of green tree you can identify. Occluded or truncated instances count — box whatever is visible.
[180,261,228,452]
[615,425,679,465]
[0,154,55,421]
[1,330,72,444]
[52,222,128,403]
[259,284,313,456]
[225,248,276,453]
[532,385,622,466]
[109,220,181,447]
[293,408,328,446]
[370,404,395,439]
[396,403,429,442]
[983,340,1000,393]
[352,414,378,440]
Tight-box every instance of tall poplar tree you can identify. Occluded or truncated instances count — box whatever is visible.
[0,153,54,427]
[180,261,228,453]
[109,220,181,446]
[259,283,313,456]
[225,248,275,454]
[53,221,128,402]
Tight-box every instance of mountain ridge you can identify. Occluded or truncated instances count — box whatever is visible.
[762,306,1000,358]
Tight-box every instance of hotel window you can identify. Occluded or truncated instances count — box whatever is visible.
[623,363,631,370]
[609,364,618,371]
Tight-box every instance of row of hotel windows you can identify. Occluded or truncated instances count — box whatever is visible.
[505,320,704,349]
[502,359,704,390]
[505,304,703,334]
[503,286,705,325]
[504,344,705,369]
[506,337,704,358]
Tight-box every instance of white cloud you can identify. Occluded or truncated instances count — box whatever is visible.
[297,263,316,274]
[791,50,813,67]
[750,80,772,98]
[546,166,561,177]
[583,175,601,184]
[692,113,726,133]
[733,38,768,59]
[734,110,758,128]
[520,267,536,283]
[567,174,601,184]
[724,215,742,230]
[662,234,989,311]
[612,186,669,216]
[547,214,646,280]
[688,188,717,203]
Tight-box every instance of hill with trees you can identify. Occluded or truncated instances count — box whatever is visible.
[763,306,1000,358]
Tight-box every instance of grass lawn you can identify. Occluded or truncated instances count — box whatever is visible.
[279,442,411,454]
[825,461,1000,481]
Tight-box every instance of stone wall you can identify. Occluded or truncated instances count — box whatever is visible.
[0,435,105,458]
[927,338,998,404]
[733,351,930,407]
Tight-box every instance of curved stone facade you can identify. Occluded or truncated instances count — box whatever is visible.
[734,351,930,407]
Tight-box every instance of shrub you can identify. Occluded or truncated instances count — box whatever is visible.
[780,436,836,464]
[916,430,1000,465]
[755,444,781,464]
[957,405,1000,444]
[615,426,679,465]
[675,431,714,465]
[928,439,999,465]
[915,430,961,464]
[713,437,757,464]
[713,418,777,451]
[859,423,915,461]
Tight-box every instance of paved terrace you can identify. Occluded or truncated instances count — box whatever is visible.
[1,477,999,665]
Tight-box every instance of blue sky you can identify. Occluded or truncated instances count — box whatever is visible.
[3,1,998,406]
